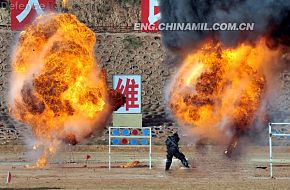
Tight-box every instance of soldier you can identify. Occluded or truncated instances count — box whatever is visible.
[165,133,189,170]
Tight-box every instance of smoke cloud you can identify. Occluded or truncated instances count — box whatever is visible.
[159,0,290,52]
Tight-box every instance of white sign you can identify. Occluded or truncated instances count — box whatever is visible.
[113,75,142,114]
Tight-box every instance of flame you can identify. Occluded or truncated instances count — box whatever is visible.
[121,161,141,168]
[36,157,47,168]
[168,39,280,143]
[9,13,110,167]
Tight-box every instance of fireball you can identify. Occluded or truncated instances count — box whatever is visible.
[168,40,280,143]
[9,13,110,167]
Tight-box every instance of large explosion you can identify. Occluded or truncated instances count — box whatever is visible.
[9,13,112,167]
[168,40,281,146]
[161,0,290,156]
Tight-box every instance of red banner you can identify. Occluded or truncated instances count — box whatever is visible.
[141,0,161,32]
[11,0,56,31]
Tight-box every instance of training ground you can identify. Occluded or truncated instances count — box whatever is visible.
[0,145,290,189]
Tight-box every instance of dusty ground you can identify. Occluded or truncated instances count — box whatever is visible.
[0,145,289,190]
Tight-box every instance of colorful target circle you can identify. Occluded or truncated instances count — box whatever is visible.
[140,139,147,145]
[132,129,139,135]
[122,138,128,144]
[122,129,130,136]
[143,129,150,136]
[131,139,138,145]
[113,129,120,136]
[112,138,119,145]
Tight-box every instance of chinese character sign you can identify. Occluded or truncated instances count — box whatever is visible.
[113,75,141,113]
[141,0,161,32]
[11,0,56,31]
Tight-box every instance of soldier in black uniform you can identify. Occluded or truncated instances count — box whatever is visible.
[165,133,189,170]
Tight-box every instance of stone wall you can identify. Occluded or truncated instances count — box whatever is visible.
[0,31,15,144]
[267,71,290,123]
[64,0,140,32]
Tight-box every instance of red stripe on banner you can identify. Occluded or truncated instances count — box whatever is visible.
[10,0,56,31]
[141,0,160,32]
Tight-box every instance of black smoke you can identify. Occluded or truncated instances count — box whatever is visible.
[159,0,290,52]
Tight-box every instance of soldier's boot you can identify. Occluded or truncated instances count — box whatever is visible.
[165,160,172,170]
[181,159,189,168]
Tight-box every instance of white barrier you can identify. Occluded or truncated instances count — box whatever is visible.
[268,123,290,178]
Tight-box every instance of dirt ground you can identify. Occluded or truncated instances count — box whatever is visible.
[0,145,289,190]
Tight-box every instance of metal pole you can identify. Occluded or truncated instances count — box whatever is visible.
[149,127,152,170]
[269,123,273,178]
[109,127,111,170]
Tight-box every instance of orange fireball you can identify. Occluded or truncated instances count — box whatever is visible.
[168,40,280,142]
[9,13,110,167]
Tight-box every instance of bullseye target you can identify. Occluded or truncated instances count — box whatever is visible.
[122,129,130,135]
[131,139,138,145]
[140,139,148,145]
[112,138,119,145]
[132,129,139,135]
[121,138,128,144]
[143,129,150,136]
[113,129,120,136]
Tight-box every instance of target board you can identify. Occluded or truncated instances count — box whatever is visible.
[108,127,152,169]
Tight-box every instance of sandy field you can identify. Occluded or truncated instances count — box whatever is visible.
[0,145,289,190]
